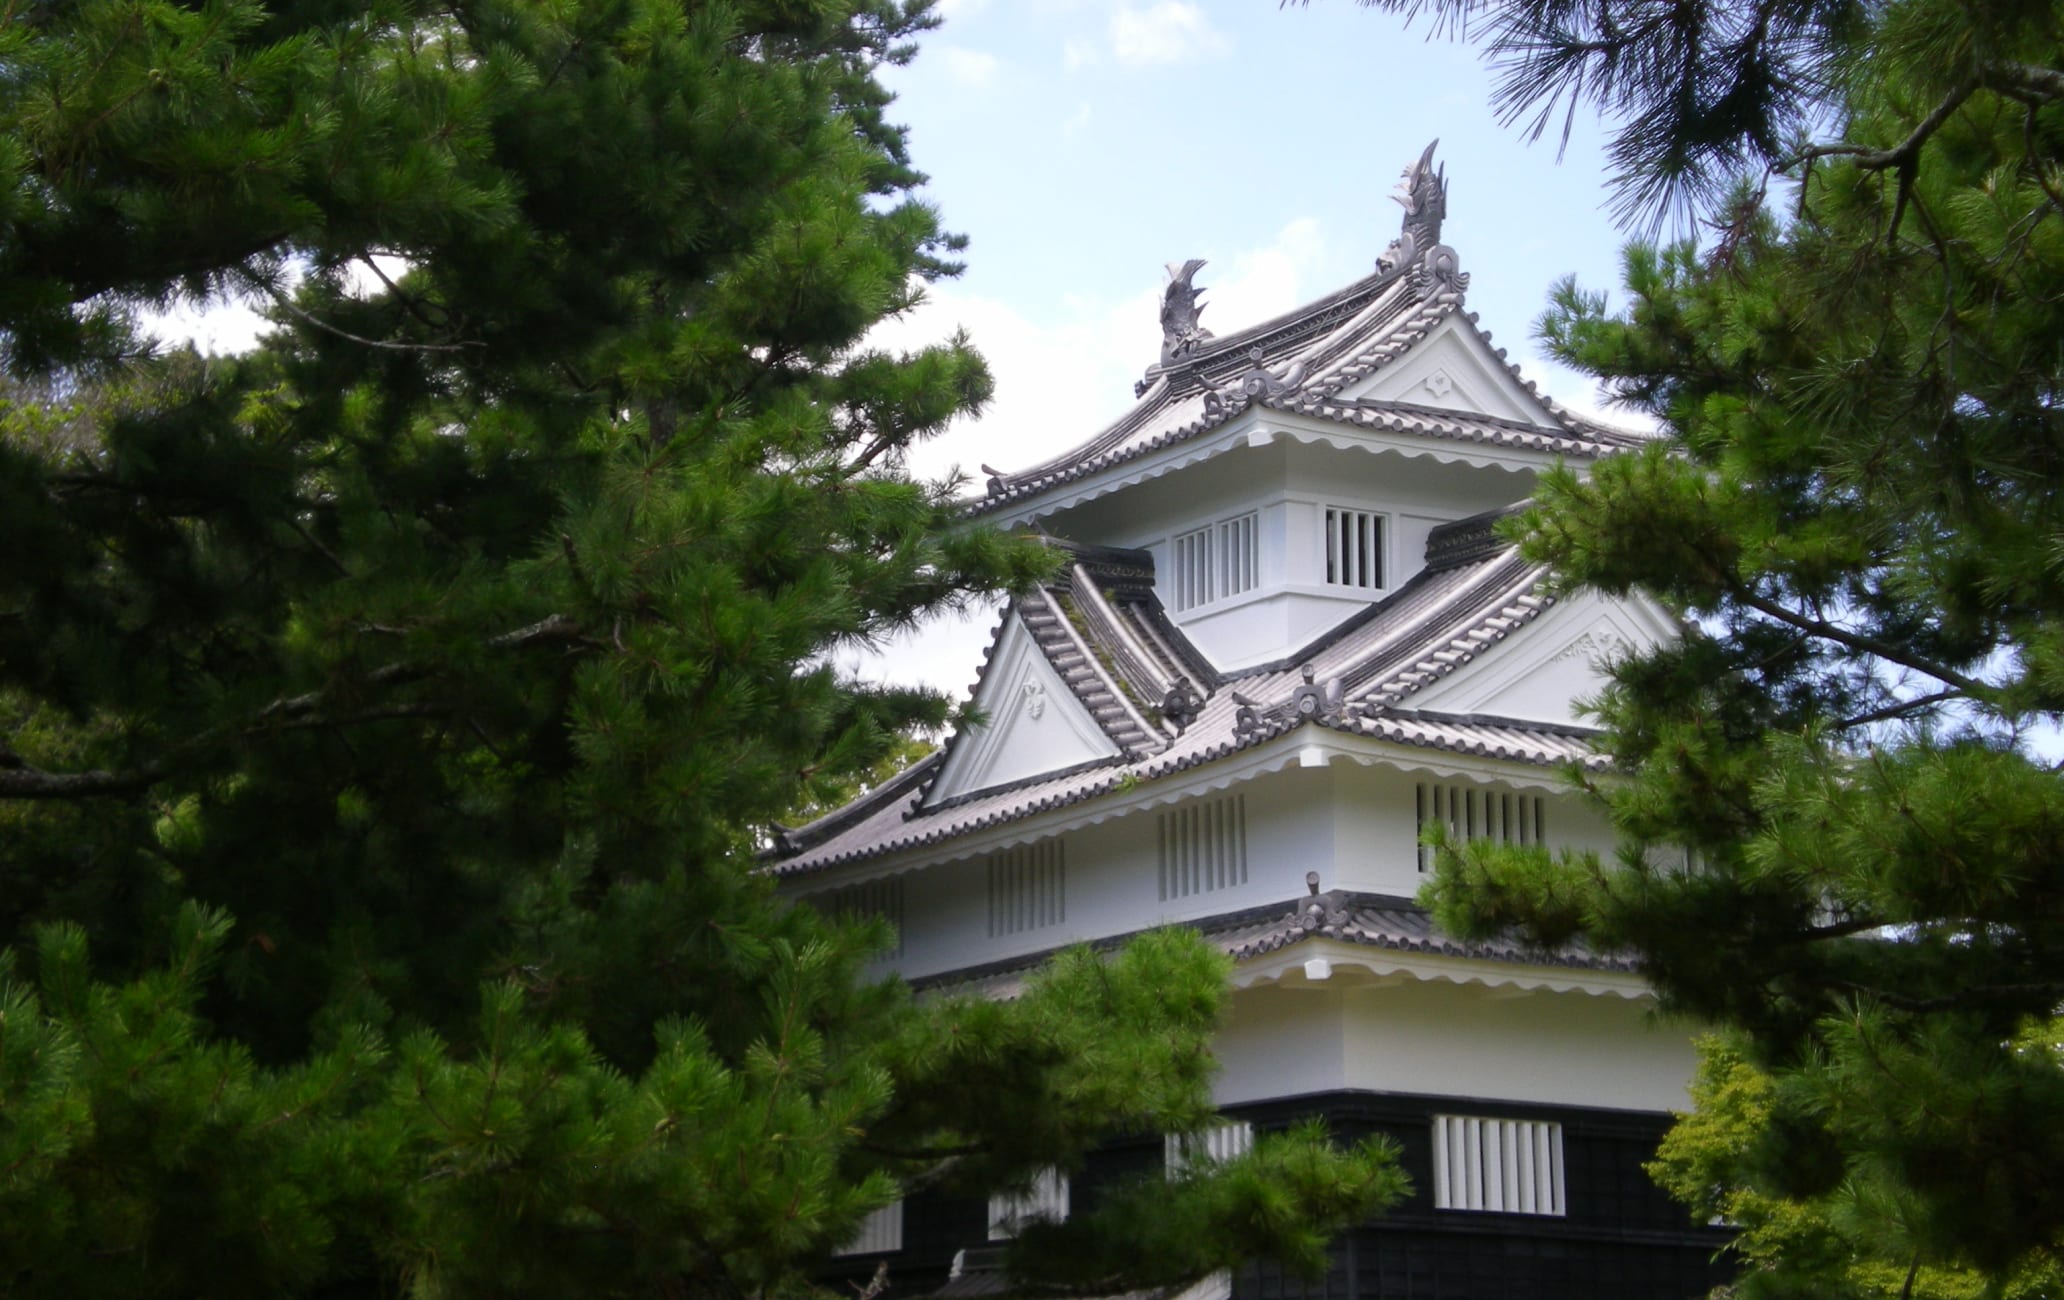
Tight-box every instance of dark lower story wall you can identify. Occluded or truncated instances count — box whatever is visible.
[820,1089,1734,1300]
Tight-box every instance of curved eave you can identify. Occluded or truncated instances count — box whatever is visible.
[1231,937,1652,1001]
[912,931,1650,1005]
[971,405,1606,531]
[779,721,1594,893]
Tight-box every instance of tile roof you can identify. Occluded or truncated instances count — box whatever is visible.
[1209,890,1635,974]
[968,251,1648,520]
[906,890,1636,1000]
[770,511,1602,878]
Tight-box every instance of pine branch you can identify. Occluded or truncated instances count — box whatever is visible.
[1,615,597,801]
[0,761,166,801]
[1836,689,1962,729]
[1829,979,2064,1014]
[254,280,483,355]
[1785,77,1976,172]
[1727,588,1987,697]
[1985,61,2064,102]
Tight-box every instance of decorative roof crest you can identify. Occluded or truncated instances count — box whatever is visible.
[1159,258,1214,364]
[1201,346,1308,417]
[1376,140,1460,290]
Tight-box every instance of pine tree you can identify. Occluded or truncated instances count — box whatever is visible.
[0,3,1402,1295]
[1356,0,2064,1288]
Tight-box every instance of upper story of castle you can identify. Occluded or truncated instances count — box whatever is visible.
[966,142,1651,673]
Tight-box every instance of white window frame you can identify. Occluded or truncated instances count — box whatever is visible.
[1431,1115,1565,1216]
[1321,505,1386,592]
[1157,794,1249,902]
[1416,782,1545,873]
[1168,511,1261,612]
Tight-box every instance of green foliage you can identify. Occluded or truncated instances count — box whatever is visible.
[1400,0,2064,1289]
[0,1,1400,1294]
[1650,1036,2064,1299]
[1014,1120,1407,1292]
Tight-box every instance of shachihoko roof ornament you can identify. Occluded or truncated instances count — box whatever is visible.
[1159,258,1213,363]
[1379,139,1448,273]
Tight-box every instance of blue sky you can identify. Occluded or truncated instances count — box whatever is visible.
[857,0,1649,693]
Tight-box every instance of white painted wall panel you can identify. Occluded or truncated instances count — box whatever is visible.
[1337,981,1696,1111]
[1215,980,1696,1112]
[1213,985,1347,1104]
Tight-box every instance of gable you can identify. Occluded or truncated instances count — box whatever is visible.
[925,614,1122,806]
[1401,589,1676,728]
[1333,314,1559,428]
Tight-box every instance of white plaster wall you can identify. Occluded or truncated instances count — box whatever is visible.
[1146,767,1333,927]
[927,619,1119,804]
[865,761,1623,981]
[1035,436,1545,672]
[1214,980,1697,1113]
[1175,589,1368,671]
[1326,763,1619,899]
[884,813,1159,980]
[1406,587,1678,729]
[1277,439,1529,590]
[1337,981,1696,1111]
[1213,984,1348,1104]
[1329,763,1421,897]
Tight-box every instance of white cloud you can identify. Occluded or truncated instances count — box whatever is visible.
[1061,102,1093,136]
[936,45,1001,87]
[1201,218,1328,336]
[1108,0,1229,67]
[144,295,273,357]
[1062,35,1099,70]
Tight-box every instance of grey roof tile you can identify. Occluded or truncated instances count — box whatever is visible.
[968,260,1650,520]
[907,890,1635,999]
[770,514,1602,879]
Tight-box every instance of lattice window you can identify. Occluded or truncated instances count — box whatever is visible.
[987,840,1065,937]
[1324,506,1384,590]
[1158,795,1248,901]
[1432,1115,1564,1216]
[1218,512,1259,598]
[834,1200,904,1256]
[1169,512,1260,612]
[1416,782,1544,873]
[814,876,905,958]
[1165,1120,1254,1173]
[988,1169,1068,1240]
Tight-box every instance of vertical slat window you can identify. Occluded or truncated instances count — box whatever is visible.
[987,840,1066,937]
[1169,513,1259,612]
[1166,1120,1255,1174]
[1172,525,1213,612]
[1431,1115,1564,1216]
[988,1169,1069,1240]
[1417,783,1545,872]
[835,1200,905,1256]
[813,877,905,958]
[1158,795,1248,901]
[1218,513,1258,598]
[1324,507,1384,590]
